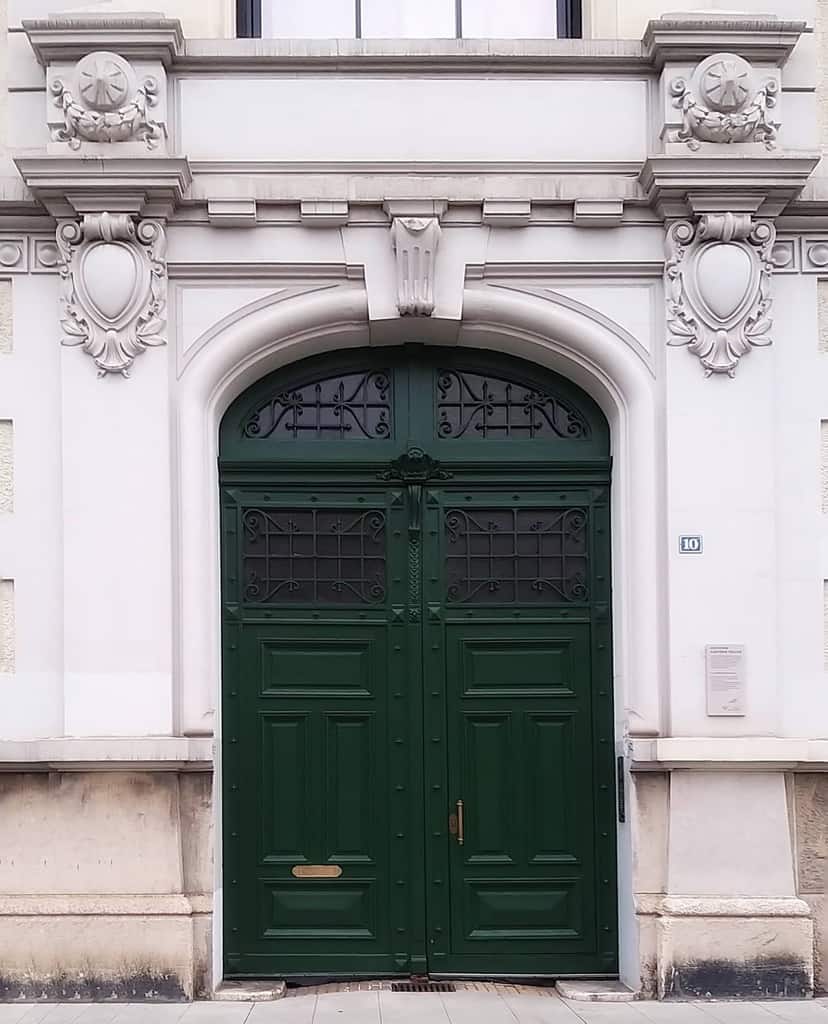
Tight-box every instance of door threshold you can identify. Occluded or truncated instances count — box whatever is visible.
[429,973,619,982]
[556,980,636,1002]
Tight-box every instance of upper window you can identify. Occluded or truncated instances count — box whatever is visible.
[238,0,581,39]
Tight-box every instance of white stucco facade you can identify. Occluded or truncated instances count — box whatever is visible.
[1,0,828,1002]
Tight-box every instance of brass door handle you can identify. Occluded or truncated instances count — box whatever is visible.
[448,799,464,846]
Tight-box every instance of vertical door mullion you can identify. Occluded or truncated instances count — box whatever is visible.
[421,487,451,972]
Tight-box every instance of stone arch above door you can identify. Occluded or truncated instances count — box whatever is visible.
[175,281,662,745]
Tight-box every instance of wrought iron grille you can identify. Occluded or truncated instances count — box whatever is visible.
[445,507,589,604]
[242,507,387,604]
[242,371,392,440]
[436,369,590,439]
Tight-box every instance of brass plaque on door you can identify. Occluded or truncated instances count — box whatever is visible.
[291,864,343,879]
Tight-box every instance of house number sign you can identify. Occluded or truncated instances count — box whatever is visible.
[679,535,703,554]
[705,644,746,717]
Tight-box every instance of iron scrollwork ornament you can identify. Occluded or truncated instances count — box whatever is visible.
[445,506,589,605]
[56,212,167,377]
[377,446,453,484]
[665,212,775,378]
[436,368,590,439]
[379,447,452,621]
[242,507,386,605]
[242,371,392,440]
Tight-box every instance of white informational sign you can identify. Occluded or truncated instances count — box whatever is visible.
[705,645,746,717]
[679,535,703,554]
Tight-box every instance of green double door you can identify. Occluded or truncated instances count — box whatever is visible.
[221,348,617,981]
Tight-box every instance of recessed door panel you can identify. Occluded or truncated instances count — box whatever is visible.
[325,713,375,861]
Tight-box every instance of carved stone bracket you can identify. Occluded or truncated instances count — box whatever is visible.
[669,52,779,151]
[50,50,164,150]
[56,211,167,377]
[389,217,441,316]
[665,211,776,377]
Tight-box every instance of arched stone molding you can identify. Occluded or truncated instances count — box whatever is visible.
[174,277,661,991]
[174,278,663,743]
[173,281,370,740]
[460,286,663,741]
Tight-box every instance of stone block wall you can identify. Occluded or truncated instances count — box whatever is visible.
[793,774,828,993]
[0,771,213,1000]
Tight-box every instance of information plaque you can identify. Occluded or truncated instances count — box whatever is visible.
[705,644,746,717]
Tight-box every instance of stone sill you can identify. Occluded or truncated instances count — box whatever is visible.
[0,736,214,771]
[628,737,828,771]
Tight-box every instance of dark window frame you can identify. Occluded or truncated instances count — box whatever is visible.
[237,0,582,39]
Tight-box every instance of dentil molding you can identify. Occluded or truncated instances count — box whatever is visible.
[665,211,775,378]
[669,52,779,151]
[57,211,167,377]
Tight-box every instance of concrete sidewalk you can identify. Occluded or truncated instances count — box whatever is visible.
[3,990,828,1024]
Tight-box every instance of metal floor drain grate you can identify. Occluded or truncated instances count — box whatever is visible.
[391,982,456,993]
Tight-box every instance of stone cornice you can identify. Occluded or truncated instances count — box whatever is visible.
[18,16,806,77]
[23,15,185,68]
[14,155,192,219]
[643,15,807,71]
[178,38,648,75]
[640,154,821,219]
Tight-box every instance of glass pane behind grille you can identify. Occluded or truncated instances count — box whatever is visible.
[242,508,387,605]
[437,369,590,440]
[242,371,392,440]
[445,507,589,604]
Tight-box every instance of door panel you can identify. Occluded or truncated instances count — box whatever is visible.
[240,622,393,966]
[443,621,597,967]
[221,349,616,981]
[423,487,614,976]
[222,488,423,978]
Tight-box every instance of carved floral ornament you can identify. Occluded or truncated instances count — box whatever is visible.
[56,212,167,377]
[665,212,776,378]
[51,51,162,149]
[669,52,779,151]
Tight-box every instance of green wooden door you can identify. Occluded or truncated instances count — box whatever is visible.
[220,347,617,981]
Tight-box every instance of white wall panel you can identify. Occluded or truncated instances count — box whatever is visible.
[180,77,649,163]
[60,340,174,737]
[7,31,44,92]
[7,92,49,151]
[0,276,63,740]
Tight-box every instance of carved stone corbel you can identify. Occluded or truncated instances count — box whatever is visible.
[389,217,441,316]
[56,211,167,377]
[665,211,776,377]
[669,52,780,151]
[49,51,164,150]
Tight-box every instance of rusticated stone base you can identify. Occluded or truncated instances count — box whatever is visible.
[663,958,811,1000]
[652,903,814,1000]
[0,771,213,1001]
